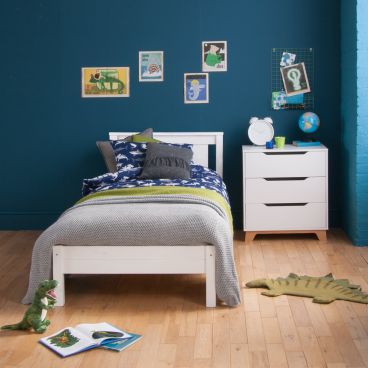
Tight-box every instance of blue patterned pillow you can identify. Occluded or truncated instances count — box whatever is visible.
[111,141,148,175]
[111,141,193,178]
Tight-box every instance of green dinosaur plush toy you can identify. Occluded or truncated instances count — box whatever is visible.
[1,280,58,333]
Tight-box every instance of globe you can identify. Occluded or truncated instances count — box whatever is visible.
[298,112,320,133]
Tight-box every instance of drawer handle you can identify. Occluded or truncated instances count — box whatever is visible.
[264,177,307,181]
[263,152,307,155]
[264,203,308,207]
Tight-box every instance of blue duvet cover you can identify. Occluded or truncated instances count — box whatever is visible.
[82,165,230,204]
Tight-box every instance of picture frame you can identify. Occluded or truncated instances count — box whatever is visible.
[139,51,164,82]
[81,67,130,98]
[280,62,311,96]
[184,73,209,104]
[202,41,227,72]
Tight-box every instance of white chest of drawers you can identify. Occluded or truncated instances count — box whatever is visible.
[242,144,328,242]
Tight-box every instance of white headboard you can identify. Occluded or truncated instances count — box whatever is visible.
[109,132,224,177]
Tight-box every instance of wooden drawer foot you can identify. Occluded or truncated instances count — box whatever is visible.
[244,231,257,243]
[244,230,327,243]
[315,230,327,241]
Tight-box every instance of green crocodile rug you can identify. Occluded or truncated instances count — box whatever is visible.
[245,273,368,304]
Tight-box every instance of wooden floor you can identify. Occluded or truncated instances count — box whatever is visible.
[1,230,368,368]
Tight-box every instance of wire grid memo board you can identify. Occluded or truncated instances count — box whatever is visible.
[271,48,314,110]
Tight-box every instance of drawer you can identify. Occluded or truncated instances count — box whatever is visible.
[244,177,326,203]
[243,151,327,178]
[244,202,327,231]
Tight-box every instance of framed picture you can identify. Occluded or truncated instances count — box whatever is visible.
[139,51,164,82]
[202,41,227,72]
[82,67,130,97]
[184,73,209,104]
[280,62,311,96]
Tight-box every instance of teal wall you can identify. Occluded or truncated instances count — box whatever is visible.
[0,1,61,228]
[341,0,368,245]
[0,0,341,229]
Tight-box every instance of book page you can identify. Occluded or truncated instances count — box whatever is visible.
[75,322,131,345]
[40,327,96,357]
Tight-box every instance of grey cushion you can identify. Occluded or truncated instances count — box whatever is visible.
[96,128,153,172]
[139,143,193,179]
[95,141,117,173]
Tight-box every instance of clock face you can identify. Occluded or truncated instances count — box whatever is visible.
[248,120,274,145]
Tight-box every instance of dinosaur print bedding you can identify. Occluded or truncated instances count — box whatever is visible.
[82,165,230,203]
[22,165,241,307]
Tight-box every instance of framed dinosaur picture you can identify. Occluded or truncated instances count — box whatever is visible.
[81,67,130,97]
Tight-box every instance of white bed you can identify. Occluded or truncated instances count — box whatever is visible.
[53,132,224,308]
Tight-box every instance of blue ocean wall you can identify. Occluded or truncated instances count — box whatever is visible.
[356,0,368,245]
[0,0,341,229]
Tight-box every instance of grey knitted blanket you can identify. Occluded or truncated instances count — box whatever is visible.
[22,194,240,306]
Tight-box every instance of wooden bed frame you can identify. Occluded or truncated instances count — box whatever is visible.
[53,132,224,308]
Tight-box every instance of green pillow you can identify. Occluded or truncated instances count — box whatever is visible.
[131,134,160,143]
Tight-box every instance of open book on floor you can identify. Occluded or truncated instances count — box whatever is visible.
[40,322,141,357]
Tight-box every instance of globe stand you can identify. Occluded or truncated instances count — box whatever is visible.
[294,112,321,147]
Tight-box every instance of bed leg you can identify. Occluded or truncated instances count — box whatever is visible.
[53,246,65,307]
[205,246,216,308]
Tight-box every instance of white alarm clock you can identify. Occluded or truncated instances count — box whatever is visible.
[248,117,274,145]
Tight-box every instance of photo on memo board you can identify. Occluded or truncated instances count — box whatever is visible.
[139,51,164,82]
[184,73,209,104]
[280,62,311,96]
[202,41,227,72]
[81,67,130,97]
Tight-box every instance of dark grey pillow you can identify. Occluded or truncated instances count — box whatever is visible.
[95,141,117,173]
[139,143,193,179]
[96,128,153,172]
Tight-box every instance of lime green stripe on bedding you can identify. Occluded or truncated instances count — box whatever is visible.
[77,186,232,224]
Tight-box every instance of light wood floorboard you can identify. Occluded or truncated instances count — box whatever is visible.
[0,230,368,367]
